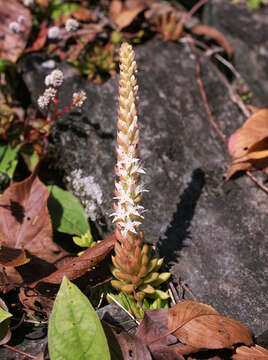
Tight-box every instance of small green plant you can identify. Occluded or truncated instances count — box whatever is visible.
[233,0,268,9]
[70,43,118,84]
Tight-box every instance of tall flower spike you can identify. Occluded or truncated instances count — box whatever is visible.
[111,43,170,308]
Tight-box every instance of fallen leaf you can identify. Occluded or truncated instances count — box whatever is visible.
[19,234,115,315]
[0,174,67,291]
[227,109,268,179]
[71,8,96,21]
[168,301,253,350]
[109,0,146,30]
[233,345,268,359]
[136,309,187,359]
[0,0,31,62]
[191,25,232,59]
[102,321,152,360]
[24,21,48,54]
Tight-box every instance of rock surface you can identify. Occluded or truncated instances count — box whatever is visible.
[203,0,268,105]
[22,39,268,337]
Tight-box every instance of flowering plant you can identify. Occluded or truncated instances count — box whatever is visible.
[109,43,170,318]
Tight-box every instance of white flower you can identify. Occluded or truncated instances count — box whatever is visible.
[66,170,103,221]
[22,0,34,6]
[65,18,79,32]
[9,22,22,33]
[43,87,57,100]
[17,15,26,24]
[37,95,49,109]
[45,69,64,87]
[47,26,60,39]
[72,90,86,107]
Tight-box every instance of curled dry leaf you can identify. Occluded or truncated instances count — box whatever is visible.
[0,0,31,62]
[19,234,115,316]
[109,0,146,30]
[227,109,268,179]
[191,24,233,59]
[233,345,268,359]
[168,301,253,350]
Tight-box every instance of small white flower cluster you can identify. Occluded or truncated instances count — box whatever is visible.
[47,26,60,39]
[9,15,27,34]
[65,18,79,32]
[66,169,103,221]
[37,87,56,109]
[72,90,87,107]
[45,69,64,87]
[37,69,63,109]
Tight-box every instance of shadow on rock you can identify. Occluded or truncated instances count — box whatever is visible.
[158,168,205,264]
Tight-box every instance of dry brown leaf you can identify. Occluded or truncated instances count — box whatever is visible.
[109,0,146,30]
[102,321,152,360]
[168,301,219,329]
[136,309,187,359]
[24,21,48,54]
[227,109,268,179]
[191,24,232,59]
[0,0,31,62]
[0,174,67,292]
[168,301,253,350]
[71,8,96,22]
[0,174,61,261]
[233,345,268,359]
[19,234,115,316]
[31,234,116,285]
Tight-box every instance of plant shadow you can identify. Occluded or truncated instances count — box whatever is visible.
[158,168,205,264]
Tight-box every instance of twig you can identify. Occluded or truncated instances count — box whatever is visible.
[174,274,197,301]
[169,282,180,304]
[188,0,208,17]
[2,344,37,359]
[187,35,268,193]
[106,294,140,325]
[246,171,268,194]
[96,291,104,310]
[187,34,228,147]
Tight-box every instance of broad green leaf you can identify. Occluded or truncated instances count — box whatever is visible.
[47,185,90,236]
[48,277,111,360]
[0,143,20,178]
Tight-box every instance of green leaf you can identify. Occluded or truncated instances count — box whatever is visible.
[0,143,20,178]
[0,58,16,73]
[0,307,12,323]
[48,276,111,360]
[51,2,81,19]
[21,145,40,172]
[47,185,90,236]
[0,305,12,344]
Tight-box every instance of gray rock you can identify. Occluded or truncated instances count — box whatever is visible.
[22,39,267,337]
[203,0,268,105]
